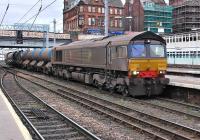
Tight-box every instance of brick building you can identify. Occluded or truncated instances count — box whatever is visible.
[170,0,200,33]
[124,0,172,33]
[63,0,124,35]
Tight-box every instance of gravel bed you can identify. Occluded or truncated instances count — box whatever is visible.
[19,70,200,131]
[18,77,151,140]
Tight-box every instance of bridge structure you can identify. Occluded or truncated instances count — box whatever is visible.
[0,30,71,48]
[0,24,71,60]
[0,24,71,48]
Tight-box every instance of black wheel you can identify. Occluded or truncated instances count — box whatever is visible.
[109,87,115,94]
[122,87,129,97]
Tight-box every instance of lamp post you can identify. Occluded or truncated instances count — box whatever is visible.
[104,0,109,36]
[53,18,56,46]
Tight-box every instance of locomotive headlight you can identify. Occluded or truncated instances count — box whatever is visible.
[159,70,166,74]
[132,71,139,75]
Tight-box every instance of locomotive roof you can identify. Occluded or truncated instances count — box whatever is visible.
[54,31,166,50]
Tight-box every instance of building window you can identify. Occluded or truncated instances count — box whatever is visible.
[88,18,91,25]
[115,8,118,15]
[91,17,95,25]
[110,18,114,27]
[110,8,113,14]
[88,6,91,12]
[119,9,122,15]
[98,18,101,26]
[98,7,101,13]
[80,6,83,12]
[115,20,118,27]
[102,8,105,13]
[92,7,96,12]
[88,17,96,26]
[98,17,104,26]
[119,20,122,27]
[78,16,84,27]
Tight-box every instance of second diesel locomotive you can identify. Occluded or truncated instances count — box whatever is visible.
[5,31,169,97]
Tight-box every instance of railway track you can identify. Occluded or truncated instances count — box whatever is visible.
[131,97,200,120]
[15,68,200,120]
[0,69,100,140]
[13,69,200,140]
[156,97,200,110]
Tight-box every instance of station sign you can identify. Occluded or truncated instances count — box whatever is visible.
[87,29,102,35]
[109,31,124,35]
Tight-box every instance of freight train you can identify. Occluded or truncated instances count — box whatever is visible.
[5,31,169,97]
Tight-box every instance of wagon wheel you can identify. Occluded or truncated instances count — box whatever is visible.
[98,85,103,90]
[122,87,129,97]
[94,80,102,90]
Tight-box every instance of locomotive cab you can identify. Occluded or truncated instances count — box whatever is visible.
[127,38,169,96]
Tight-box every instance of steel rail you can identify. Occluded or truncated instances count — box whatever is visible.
[156,97,200,111]
[16,69,200,120]
[2,69,100,140]
[0,72,45,140]
[17,71,200,140]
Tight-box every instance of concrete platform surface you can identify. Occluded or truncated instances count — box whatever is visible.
[0,89,32,140]
[167,68,200,75]
[166,75,200,90]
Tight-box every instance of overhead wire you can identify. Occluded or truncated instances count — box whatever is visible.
[16,0,41,23]
[28,0,42,32]
[0,3,9,26]
[24,0,57,24]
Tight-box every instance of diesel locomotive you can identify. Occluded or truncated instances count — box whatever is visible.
[5,31,169,97]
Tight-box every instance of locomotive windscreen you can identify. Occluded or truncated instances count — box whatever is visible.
[128,40,166,58]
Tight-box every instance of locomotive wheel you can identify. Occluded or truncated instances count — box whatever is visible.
[122,87,129,97]
[109,87,115,94]
[94,80,102,90]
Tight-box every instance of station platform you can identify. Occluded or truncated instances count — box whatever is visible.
[167,67,200,75]
[166,75,200,90]
[0,89,32,140]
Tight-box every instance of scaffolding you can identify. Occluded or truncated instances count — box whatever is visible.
[143,2,173,33]
[173,0,200,33]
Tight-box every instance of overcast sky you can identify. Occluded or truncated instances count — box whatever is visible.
[0,0,169,33]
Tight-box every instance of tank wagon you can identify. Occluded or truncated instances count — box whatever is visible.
[51,31,169,96]
[5,51,23,66]
[12,48,52,73]
[5,31,169,97]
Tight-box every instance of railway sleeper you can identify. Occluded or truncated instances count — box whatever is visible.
[42,131,81,140]
[35,123,67,130]
[39,128,75,135]
[32,121,66,126]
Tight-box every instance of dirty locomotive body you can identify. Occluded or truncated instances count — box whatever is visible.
[5,31,169,97]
